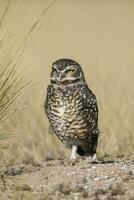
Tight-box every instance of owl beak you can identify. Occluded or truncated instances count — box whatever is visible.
[55,73,62,84]
[51,72,64,84]
[51,72,61,84]
[58,72,62,80]
[52,73,62,84]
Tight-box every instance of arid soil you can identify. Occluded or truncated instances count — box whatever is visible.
[0,156,134,200]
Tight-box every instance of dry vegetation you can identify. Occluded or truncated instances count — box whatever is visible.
[0,0,134,168]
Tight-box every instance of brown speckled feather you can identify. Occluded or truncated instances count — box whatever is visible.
[45,59,99,156]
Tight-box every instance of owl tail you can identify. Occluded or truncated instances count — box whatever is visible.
[77,133,98,157]
[77,144,97,157]
[77,146,85,156]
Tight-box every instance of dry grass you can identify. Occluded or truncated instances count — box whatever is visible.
[0,0,134,166]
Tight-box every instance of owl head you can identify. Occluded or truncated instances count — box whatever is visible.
[50,59,86,85]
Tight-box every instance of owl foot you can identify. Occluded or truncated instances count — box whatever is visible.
[87,153,97,163]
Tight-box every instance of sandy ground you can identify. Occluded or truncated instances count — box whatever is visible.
[0,0,134,165]
[0,156,134,200]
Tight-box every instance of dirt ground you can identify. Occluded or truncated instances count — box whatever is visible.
[0,156,134,200]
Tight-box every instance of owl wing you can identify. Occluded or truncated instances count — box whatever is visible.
[44,85,51,117]
[85,86,99,132]
[44,85,55,134]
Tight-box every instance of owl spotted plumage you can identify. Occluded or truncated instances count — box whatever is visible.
[45,59,99,160]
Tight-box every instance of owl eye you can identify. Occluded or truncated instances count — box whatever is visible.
[66,68,75,74]
[52,68,58,74]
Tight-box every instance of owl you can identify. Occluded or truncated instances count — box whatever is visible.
[45,59,99,160]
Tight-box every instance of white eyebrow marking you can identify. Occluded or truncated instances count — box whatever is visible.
[52,65,60,72]
[62,65,76,72]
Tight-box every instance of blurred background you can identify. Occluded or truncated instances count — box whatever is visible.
[0,0,134,166]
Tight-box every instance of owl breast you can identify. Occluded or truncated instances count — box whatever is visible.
[45,84,93,146]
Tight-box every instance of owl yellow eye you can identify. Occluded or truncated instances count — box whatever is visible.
[66,69,75,74]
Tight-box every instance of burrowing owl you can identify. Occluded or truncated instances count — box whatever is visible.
[45,59,99,160]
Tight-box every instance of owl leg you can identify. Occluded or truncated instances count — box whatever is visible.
[89,153,96,161]
[70,145,78,159]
